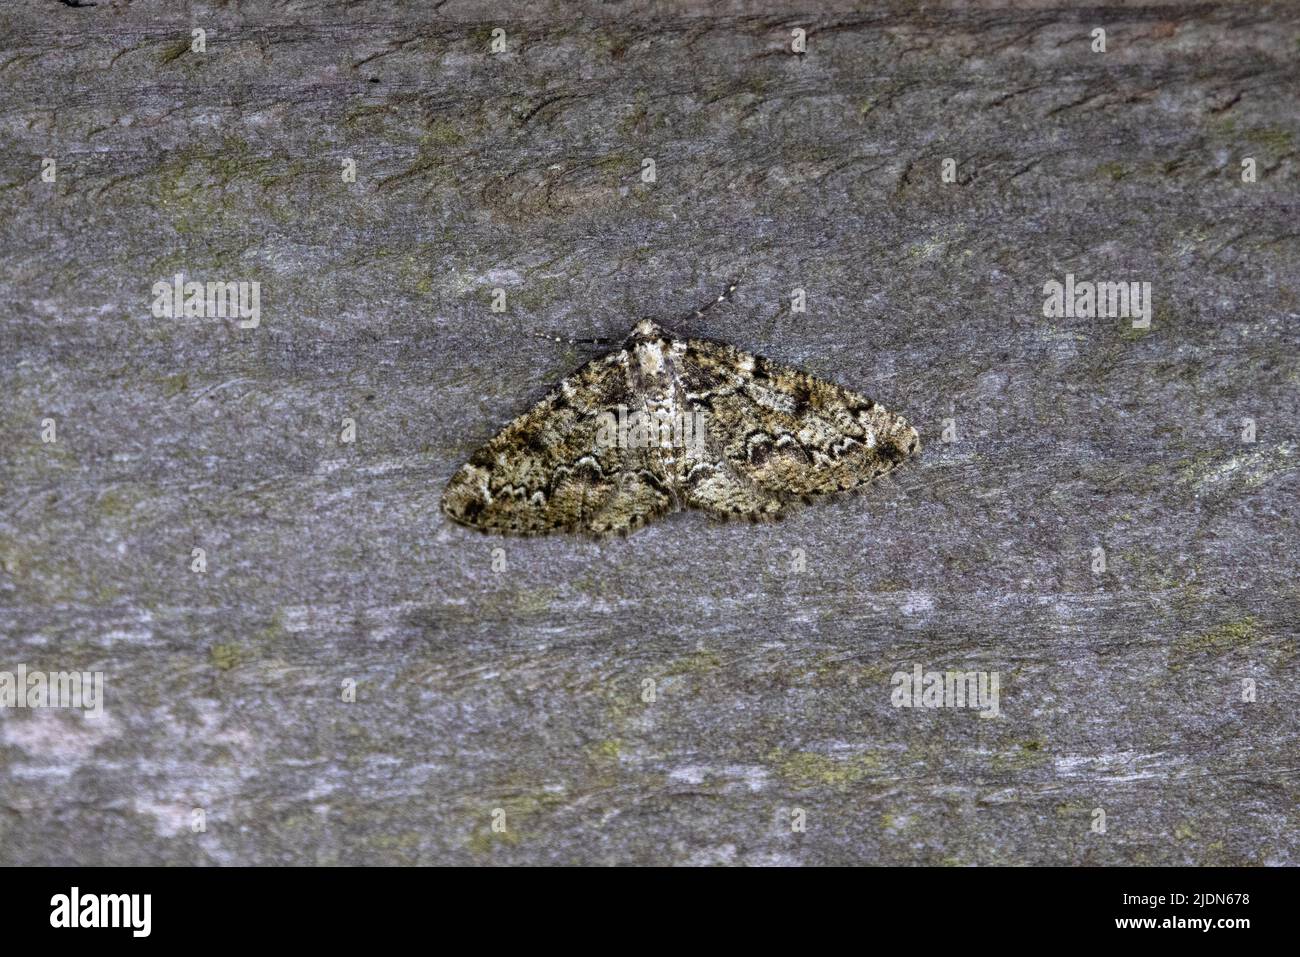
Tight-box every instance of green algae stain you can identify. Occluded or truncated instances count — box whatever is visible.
[767,747,880,790]
[466,790,566,855]
[510,587,558,617]
[210,642,246,671]
[1243,126,1295,152]
[158,39,191,65]
[1093,161,1129,182]
[989,739,1052,772]
[663,649,722,677]
[1172,616,1262,663]
[422,118,466,148]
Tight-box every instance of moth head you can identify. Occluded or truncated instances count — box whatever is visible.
[630,318,664,339]
[891,421,921,460]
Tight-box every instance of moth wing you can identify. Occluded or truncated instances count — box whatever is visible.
[677,336,920,503]
[442,350,675,536]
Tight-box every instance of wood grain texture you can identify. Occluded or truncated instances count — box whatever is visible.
[0,0,1297,865]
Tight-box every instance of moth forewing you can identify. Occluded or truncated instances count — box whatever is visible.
[442,319,919,536]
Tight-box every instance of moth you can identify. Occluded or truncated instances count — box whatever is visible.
[442,284,920,536]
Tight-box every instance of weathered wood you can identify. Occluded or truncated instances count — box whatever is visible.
[0,0,1296,865]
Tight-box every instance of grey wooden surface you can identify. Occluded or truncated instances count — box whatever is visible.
[1,0,1297,865]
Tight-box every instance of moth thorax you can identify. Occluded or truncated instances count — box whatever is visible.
[636,340,667,375]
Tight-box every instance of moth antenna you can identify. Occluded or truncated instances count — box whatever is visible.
[664,276,741,334]
[529,329,615,346]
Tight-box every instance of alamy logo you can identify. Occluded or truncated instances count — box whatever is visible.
[50,887,151,937]
[1042,273,1151,327]
[151,273,261,328]
[0,665,103,718]
[594,405,706,450]
[891,663,1000,718]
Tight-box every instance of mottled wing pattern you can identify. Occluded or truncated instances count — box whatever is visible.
[676,336,919,521]
[441,350,674,535]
